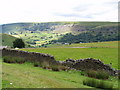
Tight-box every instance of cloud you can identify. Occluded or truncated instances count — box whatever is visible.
[0,0,118,24]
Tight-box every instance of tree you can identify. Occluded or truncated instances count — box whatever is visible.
[13,39,25,48]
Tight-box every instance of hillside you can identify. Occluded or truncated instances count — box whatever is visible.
[2,62,118,88]
[1,22,119,47]
[0,33,18,47]
[1,22,118,34]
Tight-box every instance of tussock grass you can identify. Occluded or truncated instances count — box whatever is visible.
[3,56,25,64]
[83,79,113,89]
[2,62,118,88]
[86,70,110,80]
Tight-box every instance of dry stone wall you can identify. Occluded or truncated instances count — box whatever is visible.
[2,48,57,65]
[60,58,118,75]
[1,48,118,75]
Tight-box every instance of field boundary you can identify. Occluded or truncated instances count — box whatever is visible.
[1,48,119,76]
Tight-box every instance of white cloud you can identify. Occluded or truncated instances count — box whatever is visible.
[0,0,119,24]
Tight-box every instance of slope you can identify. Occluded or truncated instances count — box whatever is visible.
[1,22,118,46]
[0,33,18,47]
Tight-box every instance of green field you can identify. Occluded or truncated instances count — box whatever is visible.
[22,41,118,69]
[2,62,118,88]
[2,41,119,88]
[0,33,18,47]
[2,22,118,47]
[48,41,118,48]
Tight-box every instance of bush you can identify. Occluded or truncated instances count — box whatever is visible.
[3,56,25,64]
[3,56,15,63]
[86,70,109,80]
[83,79,113,89]
[13,39,25,48]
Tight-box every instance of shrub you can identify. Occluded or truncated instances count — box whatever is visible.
[13,38,25,48]
[86,70,109,80]
[3,56,25,64]
[83,79,113,89]
[3,56,14,63]
[3,56,17,63]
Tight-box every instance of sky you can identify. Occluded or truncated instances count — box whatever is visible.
[0,0,119,24]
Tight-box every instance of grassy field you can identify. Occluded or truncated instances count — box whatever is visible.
[2,62,90,88]
[2,62,118,88]
[22,41,118,69]
[0,33,18,47]
[2,41,119,88]
[48,41,118,48]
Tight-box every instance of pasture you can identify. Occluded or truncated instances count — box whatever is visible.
[2,41,119,88]
[2,62,118,88]
[22,41,118,69]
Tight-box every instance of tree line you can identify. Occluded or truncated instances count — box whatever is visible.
[51,32,119,43]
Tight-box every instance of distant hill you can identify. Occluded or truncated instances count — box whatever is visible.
[1,22,118,34]
[0,33,18,47]
[1,22,119,46]
[51,22,119,43]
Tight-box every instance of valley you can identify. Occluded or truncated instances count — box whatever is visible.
[1,22,119,47]
[1,21,119,89]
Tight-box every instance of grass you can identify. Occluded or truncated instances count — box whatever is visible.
[2,62,89,88]
[12,31,63,46]
[2,41,119,88]
[86,70,110,80]
[83,79,114,89]
[3,56,25,64]
[48,41,118,48]
[2,62,118,88]
[0,33,18,47]
[21,47,118,69]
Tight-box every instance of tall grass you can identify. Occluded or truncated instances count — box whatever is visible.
[51,65,68,71]
[83,79,113,89]
[3,56,25,64]
[86,70,109,80]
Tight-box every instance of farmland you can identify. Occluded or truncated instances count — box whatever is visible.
[2,41,119,88]
[2,61,118,88]
[22,41,119,69]
[1,22,118,47]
